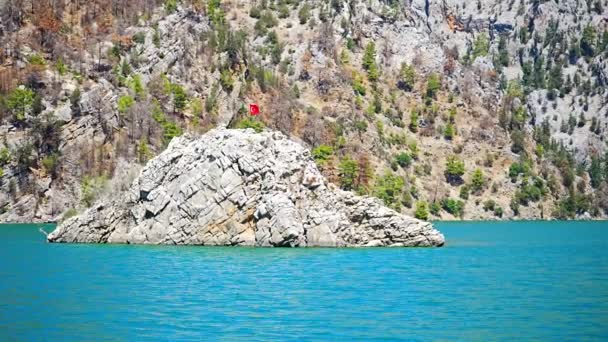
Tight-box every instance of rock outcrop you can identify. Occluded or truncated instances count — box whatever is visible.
[48,129,444,247]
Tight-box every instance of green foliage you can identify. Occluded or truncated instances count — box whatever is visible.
[554,189,592,219]
[394,152,412,168]
[588,156,603,188]
[153,26,161,47]
[137,138,151,164]
[338,156,359,191]
[55,58,67,75]
[164,0,178,13]
[28,54,46,66]
[472,33,490,59]
[249,6,262,19]
[189,98,203,118]
[443,122,455,140]
[255,11,278,36]
[441,198,465,217]
[81,176,108,207]
[509,160,532,180]
[399,63,416,91]
[510,129,526,154]
[425,73,441,99]
[580,25,596,57]
[70,88,81,117]
[220,69,234,92]
[298,4,311,24]
[459,185,470,200]
[0,148,10,165]
[471,168,485,193]
[132,32,146,44]
[312,145,334,165]
[373,171,405,210]
[161,121,183,144]
[41,153,60,178]
[483,199,496,212]
[354,120,368,135]
[513,177,547,207]
[128,74,145,98]
[352,73,366,96]
[117,95,135,113]
[340,50,350,65]
[429,201,441,216]
[445,156,465,185]
[6,87,35,123]
[362,42,379,81]
[207,0,225,25]
[409,110,419,133]
[235,118,265,133]
[497,35,509,67]
[415,201,429,220]
[151,102,183,145]
[170,83,188,112]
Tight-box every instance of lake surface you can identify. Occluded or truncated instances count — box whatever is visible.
[0,221,607,341]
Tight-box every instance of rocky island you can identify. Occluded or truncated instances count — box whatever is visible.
[48,129,444,247]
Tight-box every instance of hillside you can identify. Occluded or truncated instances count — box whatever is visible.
[0,0,607,222]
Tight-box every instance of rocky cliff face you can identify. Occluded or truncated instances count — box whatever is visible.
[1,0,607,223]
[48,129,444,247]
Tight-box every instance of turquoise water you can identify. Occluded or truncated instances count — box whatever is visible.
[0,221,607,341]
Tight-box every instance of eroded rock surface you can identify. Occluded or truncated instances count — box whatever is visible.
[48,129,444,247]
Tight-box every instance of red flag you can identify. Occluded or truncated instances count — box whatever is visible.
[249,103,260,116]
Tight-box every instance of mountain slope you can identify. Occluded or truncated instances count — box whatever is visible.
[0,0,607,222]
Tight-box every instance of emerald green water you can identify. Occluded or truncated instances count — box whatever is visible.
[0,221,607,340]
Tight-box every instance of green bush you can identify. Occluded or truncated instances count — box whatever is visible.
[430,201,441,216]
[409,110,419,133]
[426,73,441,98]
[312,145,334,165]
[398,63,416,91]
[0,148,10,165]
[442,198,465,217]
[445,156,465,185]
[374,171,405,210]
[459,185,470,200]
[220,69,234,92]
[132,32,146,44]
[6,87,35,123]
[338,156,359,191]
[352,73,366,96]
[28,54,46,66]
[235,118,265,133]
[164,0,178,13]
[171,84,188,112]
[473,32,490,58]
[483,200,496,211]
[298,4,311,24]
[509,161,531,179]
[471,168,486,193]
[443,122,455,140]
[415,201,429,220]
[249,6,262,18]
[117,95,135,113]
[394,152,412,168]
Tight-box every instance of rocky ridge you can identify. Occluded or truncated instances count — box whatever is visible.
[48,128,444,247]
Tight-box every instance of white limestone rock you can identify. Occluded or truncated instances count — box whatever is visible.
[48,129,444,247]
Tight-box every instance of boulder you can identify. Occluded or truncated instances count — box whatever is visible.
[48,129,444,247]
